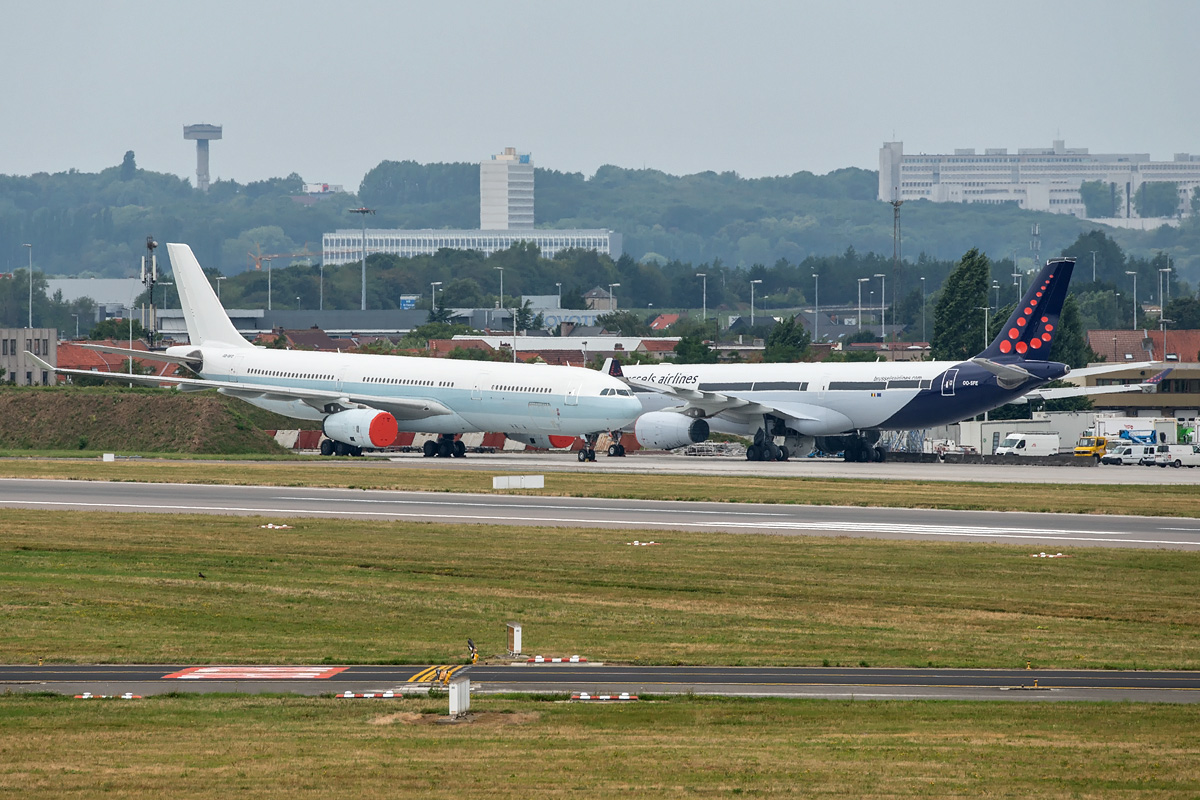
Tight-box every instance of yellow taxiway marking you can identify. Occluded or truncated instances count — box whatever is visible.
[407,665,465,683]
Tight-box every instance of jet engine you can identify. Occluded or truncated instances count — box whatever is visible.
[634,411,710,450]
[506,433,578,450]
[322,408,398,449]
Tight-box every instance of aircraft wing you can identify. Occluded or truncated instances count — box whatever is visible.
[970,357,1036,390]
[73,342,202,367]
[629,379,822,424]
[26,352,453,421]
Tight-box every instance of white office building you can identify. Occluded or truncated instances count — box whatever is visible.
[322,228,620,264]
[879,140,1200,218]
[480,147,534,229]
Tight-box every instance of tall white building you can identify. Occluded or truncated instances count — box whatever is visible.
[480,147,534,229]
[323,229,620,264]
[879,140,1200,218]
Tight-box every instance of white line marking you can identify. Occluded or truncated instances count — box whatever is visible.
[274,495,792,517]
[4,499,1200,546]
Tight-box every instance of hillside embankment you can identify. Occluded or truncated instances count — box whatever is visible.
[0,387,294,454]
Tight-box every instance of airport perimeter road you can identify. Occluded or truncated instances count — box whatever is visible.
[2,664,1197,703]
[3,477,1200,549]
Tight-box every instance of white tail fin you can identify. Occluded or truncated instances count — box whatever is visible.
[167,243,253,349]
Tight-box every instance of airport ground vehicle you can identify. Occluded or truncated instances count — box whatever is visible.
[1154,444,1200,468]
[1073,435,1109,460]
[1102,444,1160,465]
[994,432,1060,456]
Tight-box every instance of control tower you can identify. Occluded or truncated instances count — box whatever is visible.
[183,124,222,191]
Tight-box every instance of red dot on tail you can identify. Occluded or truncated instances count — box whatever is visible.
[1000,340,1012,353]
[1017,318,1026,327]
[1030,338,1042,349]
[1041,316,1048,322]
[1016,341,1028,354]
[1045,324,1054,331]
[1009,328,1020,339]
[1041,333,1052,342]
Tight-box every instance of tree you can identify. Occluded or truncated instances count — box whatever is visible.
[673,335,718,364]
[1059,230,1126,284]
[514,299,535,332]
[930,248,989,361]
[89,318,147,341]
[1164,296,1200,329]
[596,310,651,337]
[427,299,452,325]
[1079,180,1117,218]
[763,317,810,362]
[1134,182,1180,218]
[1049,295,1099,368]
[119,150,137,181]
[1192,186,1200,217]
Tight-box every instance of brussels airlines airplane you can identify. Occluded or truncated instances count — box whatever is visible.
[33,243,641,460]
[613,257,1106,462]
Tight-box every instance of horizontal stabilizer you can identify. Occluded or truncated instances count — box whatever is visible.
[971,357,1035,390]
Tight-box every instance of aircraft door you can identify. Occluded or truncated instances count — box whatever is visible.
[225,355,245,382]
[941,369,958,396]
[472,372,489,401]
[565,382,580,406]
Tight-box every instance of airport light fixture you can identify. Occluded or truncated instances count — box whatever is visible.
[1012,271,1023,301]
[495,266,504,309]
[750,279,762,326]
[215,274,226,300]
[991,280,1000,310]
[920,276,926,343]
[608,283,620,311]
[70,313,79,339]
[555,282,562,309]
[22,243,32,328]
[696,273,707,321]
[1125,271,1137,329]
[1160,318,1174,362]
[975,305,990,350]
[856,277,870,332]
[349,206,375,310]
[811,273,819,343]
[1159,266,1171,311]
[296,296,301,311]
[1089,250,1098,282]
[431,281,442,312]
[873,273,886,339]
[265,258,273,311]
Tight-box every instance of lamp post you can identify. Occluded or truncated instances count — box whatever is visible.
[265,258,273,311]
[430,281,442,313]
[494,266,504,310]
[71,314,79,339]
[1125,271,1138,329]
[1012,271,1023,301]
[215,275,226,300]
[1089,250,1098,282]
[696,272,707,322]
[976,306,990,350]
[750,279,762,326]
[873,273,886,340]
[608,283,620,311]
[811,273,819,343]
[319,263,324,311]
[22,243,32,328]
[555,282,562,309]
[296,296,301,311]
[856,277,869,332]
[1159,266,1171,315]
[991,280,999,310]
[920,276,927,343]
[349,206,375,311]
[1160,318,1174,362]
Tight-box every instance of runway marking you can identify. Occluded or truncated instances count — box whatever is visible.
[274,495,793,518]
[163,666,348,680]
[6,500,1200,547]
[407,665,463,683]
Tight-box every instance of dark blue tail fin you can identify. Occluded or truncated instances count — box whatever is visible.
[980,257,1075,361]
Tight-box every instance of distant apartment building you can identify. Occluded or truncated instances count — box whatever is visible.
[480,147,534,229]
[879,140,1200,218]
[323,146,619,264]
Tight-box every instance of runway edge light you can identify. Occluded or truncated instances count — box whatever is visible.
[507,622,522,657]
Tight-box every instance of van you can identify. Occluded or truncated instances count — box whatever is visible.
[1154,444,1200,468]
[1100,445,1158,465]
[994,432,1060,456]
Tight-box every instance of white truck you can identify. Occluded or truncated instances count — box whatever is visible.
[994,432,1061,456]
[1092,416,1177,448]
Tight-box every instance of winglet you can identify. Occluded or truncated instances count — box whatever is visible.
[25,351,55,372]
[1142,368,1173,391]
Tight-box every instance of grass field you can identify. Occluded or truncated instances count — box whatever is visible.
[3,458,1200,516]
[3,509,1197,669]
[2,694,1198,798]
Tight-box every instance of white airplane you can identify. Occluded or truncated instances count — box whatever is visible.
[610,257,1166,462]
[32,243,641,460]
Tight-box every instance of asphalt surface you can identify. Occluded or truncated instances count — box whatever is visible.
[3,477,1199,549]
[2,663,1197,703]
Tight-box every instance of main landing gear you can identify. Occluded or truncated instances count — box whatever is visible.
[745,416,790,461]
[578,432,600,462]
[843,437,887,463]
[607,430,627,458]
[320,439,363,457]
[422,434,467,458]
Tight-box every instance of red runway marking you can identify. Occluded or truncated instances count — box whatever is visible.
[162,666,348,680]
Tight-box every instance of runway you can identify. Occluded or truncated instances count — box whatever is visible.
[3,477,1200,549]
[2,663,1197,703]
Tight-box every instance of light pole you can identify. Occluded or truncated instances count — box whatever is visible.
[430,281,442,313]
[555,282,562,309]
[495,266,504,310]
[71,313,79,339]
[296,296,301,311]
[991,280,1000,310]
[1125,270,1138,329]
[265,258,273,311]
[1012,271,1023,301]
[1089,250,1098,282]
[319,263,324,311]
[696,272,707,322]
[811,273,819,343]
[920,276,927,343]
[608,283,620,311]
[856,277,869,332]
[976,306,990,350]
[349,206,375,310]
[1159,266,1171,314]
[1160,318,1174,362]
[750,279,762,326]
[22,243,32,328]
[215,275,226,300]
[874,273,886,340]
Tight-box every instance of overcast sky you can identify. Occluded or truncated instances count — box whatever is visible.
[3,0,1196,189]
